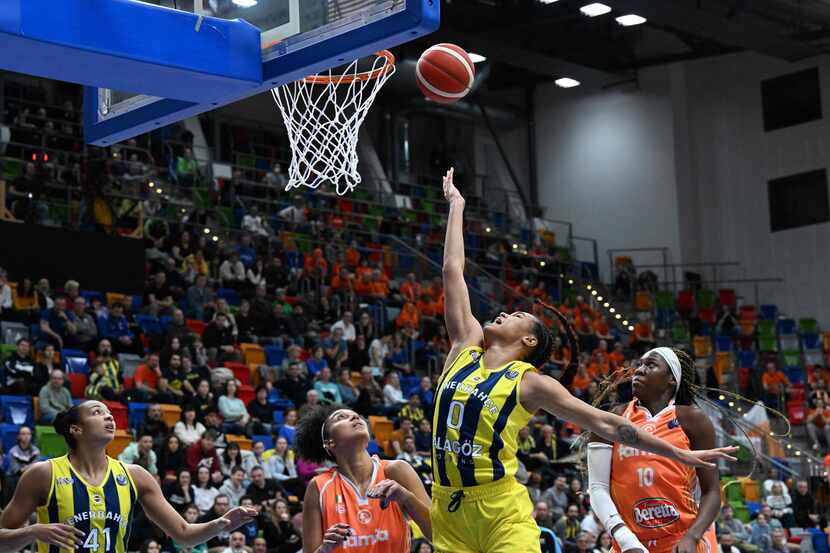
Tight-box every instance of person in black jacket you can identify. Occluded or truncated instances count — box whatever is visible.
[260,499,302,553]
[247,385,275,435]
[793,479,820,528]
[202,313,240,362]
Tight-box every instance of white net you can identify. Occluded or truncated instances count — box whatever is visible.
[271,51,396,196]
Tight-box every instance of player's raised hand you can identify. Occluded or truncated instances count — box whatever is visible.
[367,478,413,508]
[443,167,464,205]
[320,523,352,552]
[215,506,258,532]
[675,446,738,468]
[30,523,85,550]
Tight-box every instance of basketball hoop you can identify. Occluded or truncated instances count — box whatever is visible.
[271,50,396,196]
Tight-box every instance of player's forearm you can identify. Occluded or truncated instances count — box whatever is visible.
[171,519,225,547]
[0,526,36,553]
[400,491,432,541]
[594,411,681,461]
[686,487,721,541]
[442,199,465,275]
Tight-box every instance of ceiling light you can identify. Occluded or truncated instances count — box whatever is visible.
[609,308,615,313]
[597,296,603,302]
[555,77,580,88]
[485,226,492,233]
[148,182,154,188]
[718,395,725,401]
[539,0,559,3]
[603,302,609,308]
[622,320,628,326]
[615,314,621,320]
[580,3,611,16]
[591,290,598,296]
[586,284,592,290]
[728,402,734,407]
[795,450,801,456]
[156,188,163,194]
[469,53,487,64]
[203,227,211,234]
[540,261,546,267]
[512,243,518,249]
[628,325,634,331]
[232,0,258,7]
[212,235,220,242]
[616,14,646,26]
[568,279,574,285]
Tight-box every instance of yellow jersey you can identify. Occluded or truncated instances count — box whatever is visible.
[36,455,137,553]
[431,346,535,488]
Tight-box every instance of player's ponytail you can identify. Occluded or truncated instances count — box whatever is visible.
[529,299,580,382]
[54,401,86,450]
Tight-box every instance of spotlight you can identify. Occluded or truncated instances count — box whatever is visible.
[156,188,163,194]
[512,243,518,249]
[787,444,792,449]
[597,296,603,302]
[212,235,219,242]
[148,182,154,188]
[568,279,574,285]
[615,314,621,320]
[609,308,615,313]
[616,14,646,26]
[627,325,634,331]
[591,290,597,296]
[554,77,580,88]
[586,284,592,290]
[603,302,609,308]
[203,227,210,234]
[580,2,611,16]
[622,320,628,325]
[485,227,492,233]
[232,0,258,6]
[718,395,725,400]
[540,261,546,267]
[795,450,801,456]
[728,401,734,407]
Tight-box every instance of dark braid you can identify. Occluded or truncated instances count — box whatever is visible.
[672,347,696,406]
[532,299,580,378]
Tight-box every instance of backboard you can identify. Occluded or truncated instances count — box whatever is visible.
[82,0,439,145]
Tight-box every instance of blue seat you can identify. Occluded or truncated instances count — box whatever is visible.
[745,501,761,517]
[265,346,285,367]
[272,410,285,426]
[737,351,756,368]
[159,316,172,331]
[810,528,829,553]
[1,423,21,452]
[218,288,241,307]
[714,336,733,352]
[80,290,104,304]
[0,396,33,428]
[64,356,90,374]
[803,334,822,351]
[134,314,162,336]
[778,319,797,336]
[61,348,84,359]
[131,295,143,312]
[30,323,40,338]
[760,304,778,321]
[128,402,149,430]
[251,434,273,449]
[785,367,804,384]
[367,439,380,456]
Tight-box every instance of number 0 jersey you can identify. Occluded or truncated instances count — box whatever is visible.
[431,346,535,488]
[36,455,137,553]
[610,401,716,553]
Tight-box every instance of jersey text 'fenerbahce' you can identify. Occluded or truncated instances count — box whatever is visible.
[36,455,137,553]
[432,346,535,488]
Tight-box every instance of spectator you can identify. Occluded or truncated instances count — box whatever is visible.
[313,366,342,404]
[144,271,175,316]
[219,442,246,478]
[2,337,43,395]
[716,305,738,336]
[134,353,162,401]
[193,466,220,515]
[807,398,830,452]
[174,405,206,447]
[160,353,191,404]
[157,435,186,481]
[767,482,794,528]
[762,362,790,411]
[235,300,256,344]
[192,378,217,423]
[218,380,251,434]
[172,505,208,553]
[277,409,298,447]
[118,433,158,476]
[792,480,819,528]
[542,475,571,516]
[356,366,384,415]
[241,205,272,238]
[196,494,232,550]
[38,369,72,423]
[247,385,275,435]
[718,506,753,552]
[3,426,39,504]
[186,274,213,320]
[298,389,321,420]
[396,301,420,330]
[263,437,302,498]
[396,435,430,480]
[166,308,196,349]
[330,311,356,341]
[246,259,266,290]
[383,371,406,411]
[347,334,371,372]
[337,367,359,408]
[139,403,170,448]
[245,465,285,505]
[203,312,239,362]
[418,376,435,411]
[0,269,11,318]
[176,147,200,196]
[220,252,247,290]
[306,346,328,377]
[236,497,260,545]
[750,513,772,553]
[356,311,376,342]
[400,393,425,424]
[186,430,223,477]
[39,294,75,349]
[630,318,656,356]
[101,302,138,353]
[277,197,306,225]
[770,529,788,553]
[261,499,302,553]
[534,501,555,530]
[554,504,582,553]
[219,466,248,507]
[720,531,741,553]
[69,296,97,350]
[91,339,123,399]
[163,469,196,513]
[322,327,349,369]
[414,418,432,457]
[277,362,310,409]
[593,531,611,553]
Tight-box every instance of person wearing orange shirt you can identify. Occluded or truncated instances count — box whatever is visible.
[134,353,162,401]
[593,315,613,341]
[396,302,420,330]
[400,273,422,304]
[807,398,830,452]
[631,318,657,356]
[304,248,328,278]
[355,272,373,298]
[762,362,790,411]
[589,352,610,379]
[345,240,361,268]
[416,293,438,319]
[609,342,625,371]
[570,362,593,399]
[369,269,390,298]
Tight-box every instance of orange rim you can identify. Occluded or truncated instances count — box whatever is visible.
[303,50,395,85]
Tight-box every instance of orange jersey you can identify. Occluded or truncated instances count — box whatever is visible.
[314,457,410,552]
[610,401,716,553]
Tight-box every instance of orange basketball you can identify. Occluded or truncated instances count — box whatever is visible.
[416,43,476,104]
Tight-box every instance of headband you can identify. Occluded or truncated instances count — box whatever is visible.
[644,347,682,398]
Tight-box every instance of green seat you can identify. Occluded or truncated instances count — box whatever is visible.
[725,480,744,502]
[4,158,22,180]
[696,289,716,310]
[365,218,379,233]
[193,188,211,209]
[782,350,801,367]
[730,502,750,523]
[759,335,778,352]
[0,343,16,360]
[297,238,312,254]
[671,320,690,343]
[368,205,384,217]
[236,154,255,169]
[423,201,435,214]
[656,290,676,311]
[799,318,819,334]
[557,247,572,264]
[757,320,776,339]
[36,425,68,458]
[217,206,234,228]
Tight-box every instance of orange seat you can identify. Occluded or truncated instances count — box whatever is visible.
[67,373,88,398]
[32,396,40,423]
[740,478,760,501]
[160,404,182,428]
[247,363,261,387]
[369,416,394,446]
[226,434,252,451]
[714,352,732,384]
[823,331,830,353]
[739,320,755,336]
[635,291,653,312]
[106,430,133,458]
[239,343,265,366]
[106,292,129,307]
[693,336,713,358]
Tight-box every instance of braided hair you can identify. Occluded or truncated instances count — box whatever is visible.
[526,299,580,381]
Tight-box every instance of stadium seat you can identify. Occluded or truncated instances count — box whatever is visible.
[238,384,255,405]
[218,288,241,307]
[738,305,757,322]
[264,345,285,367]
[738,335,755,351]
[738,367,750,390]
[718,289,736,308]
[634,291,653,312]
[758,336,778,352]
[715,336,733,352]
[251,434,273,449]
[273,410,285,426]
[693,336,712,358]
[782,350,802,368]
[655,290,675,312]
[80,290,104,304]
[185,319,206,336]
[102,401,128,429]
[714,352,732,385]
[226,434,253,451]
[671,320,690,343]
[696,289,716,310]
[1,395,33,427]
[1,423,21,452]
[737,351,756,368]
[787,401,806,425]
[760,305,779,321]
[106,292,129,307]
[128,402,149,430]
[225,361,251,386]
[789,385,806,402]
[699,307,716,325]
[739,319,755,336]
[240,343,266,366]
[799,318,819,335]
[63,356,89,374]
[36,425,68,458]
[160,404,182,428]
[677,291,695,315]
[780,335,800,351]
[135,314,163,336]
[67,373,88,398]
[105,429,132,458]
[803,334,822,351]
[778,319,797,336]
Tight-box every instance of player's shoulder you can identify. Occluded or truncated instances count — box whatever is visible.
[23,459,54,481]
[674,403,711,428]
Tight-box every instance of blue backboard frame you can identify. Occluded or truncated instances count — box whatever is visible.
[83,0,440,146]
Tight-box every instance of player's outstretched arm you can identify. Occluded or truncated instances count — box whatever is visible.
[130,464,256,547]
[0,462,84,553]
[367,460,432,541]
[521,372,737,467]
[441,167,483,369]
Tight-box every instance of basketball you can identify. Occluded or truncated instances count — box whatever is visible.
[416,43,476,104]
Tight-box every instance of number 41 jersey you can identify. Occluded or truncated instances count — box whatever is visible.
[36,455,137,553]
[610,401,716,553]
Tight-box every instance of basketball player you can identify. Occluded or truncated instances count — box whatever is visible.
[431,168,736,553]
[0,400,256,553]
[587,348,720,553]
[297,405,431,553]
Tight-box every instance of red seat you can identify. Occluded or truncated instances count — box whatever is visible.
[102,400,128,429]
[67,373,88,398]
[787,401,806,425]
[738,367,750,391]
[677,291,695,315]
[237,384,255,405]
[739,305,757,322]
[699,307,716,324]
[718,289,737,308]
[738,336,755,351]
[789,386,805,402]
[186,319,206,336]
[224,362,251,386]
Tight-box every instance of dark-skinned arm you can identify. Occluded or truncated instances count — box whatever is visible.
[674,406,722,551]
[521,372,737,468]
[441,167,484,371]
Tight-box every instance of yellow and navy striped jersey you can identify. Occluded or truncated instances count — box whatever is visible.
[36,455,137,553]
[431,346,535,488]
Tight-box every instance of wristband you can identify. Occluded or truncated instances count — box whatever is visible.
[612,525,646,552]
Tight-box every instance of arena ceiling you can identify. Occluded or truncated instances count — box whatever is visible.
[399,0,830,90]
